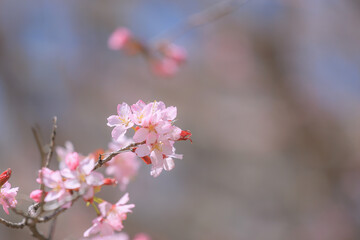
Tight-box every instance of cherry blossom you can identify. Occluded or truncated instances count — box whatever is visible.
[41,168,70,204]
[107,103,134,142]
[61,156,104,200]
[108,28,132,51]
[0,182,18,215]
[30,189,45,203]
[84,193,134,238]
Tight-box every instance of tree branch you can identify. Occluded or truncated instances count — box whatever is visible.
[92,142,143,171]
[0,217,25,229]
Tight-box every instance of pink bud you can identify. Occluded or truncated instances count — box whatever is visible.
[108,27,132,50]
[65,152,80,170]
[30,189,45,203]
[0,168,11,188]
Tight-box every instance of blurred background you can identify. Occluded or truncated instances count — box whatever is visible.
[0,0,360,239]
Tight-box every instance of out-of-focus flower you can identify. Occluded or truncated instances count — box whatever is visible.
[151,58,179,78]
[30,189,46,203]
[65,152,80,171]
[106,138,140,191]
[133,233,151,240]
[108,28,132,51]
[84,193,134,238]
[0,182,18,214]
[160,43,187,64]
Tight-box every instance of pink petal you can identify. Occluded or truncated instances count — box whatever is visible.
[133,127,149,143]
[112,126,126,142]
[64,179,81,189]
[135,144,151,157]
[86,172,104,186]
[116,193,129,205]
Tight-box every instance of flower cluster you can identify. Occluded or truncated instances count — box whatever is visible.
[107,100,191,177]
[25,100,189,238]
[108,28,186,77]
[31,151,105,208]
[84,193,134,237]
[0,169,18,215]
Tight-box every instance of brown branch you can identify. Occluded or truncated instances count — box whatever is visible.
[32,127,46,166]
[39,117,57,214]
[44,117,57,168]
[92,142,143,171]
[26,218,46,240]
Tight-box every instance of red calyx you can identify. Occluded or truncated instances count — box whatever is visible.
[178,130,192,143]
[141,156,152,165]
[103,178,117,186]
[0,168,11,188]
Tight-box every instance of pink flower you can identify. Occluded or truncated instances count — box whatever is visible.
[61,156,104,200]
[133,233,151,240]
[151,58,179,78]
[136,138,182,177]
[65,152,80,171]
[108,28,132,51]
[107,103,134,142]
[41,168,70,203]
[84,232,129,240]
[56,141,74,161]
[84,193,135,237]
[0,182,18,214]
[162,43,187,64]
[106,139,140,191]
[30,189,46,203]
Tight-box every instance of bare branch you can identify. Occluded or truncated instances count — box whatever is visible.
[45,116,57,168]
[92,142,143,171]
[0,217,25,229]
[39,117,57,214]
[32,127,46,167]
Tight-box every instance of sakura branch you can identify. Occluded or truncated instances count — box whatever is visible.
[108,0,249,77]
[0,100,191,240]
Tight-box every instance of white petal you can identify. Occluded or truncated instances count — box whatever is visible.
[164,158,175,171]
[107,115,122,127]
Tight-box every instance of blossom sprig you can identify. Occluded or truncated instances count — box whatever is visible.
[107,100,192,177]
[108,28,187,78]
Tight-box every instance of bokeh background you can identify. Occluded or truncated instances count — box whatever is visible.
[0,0,360,239]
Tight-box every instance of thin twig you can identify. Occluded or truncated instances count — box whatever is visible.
[32,127,46,166]
[45,116,57,168]
[40,117,57,214]
[92,142,143,171]
[154,0,250,43]
[0,217,25,229]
